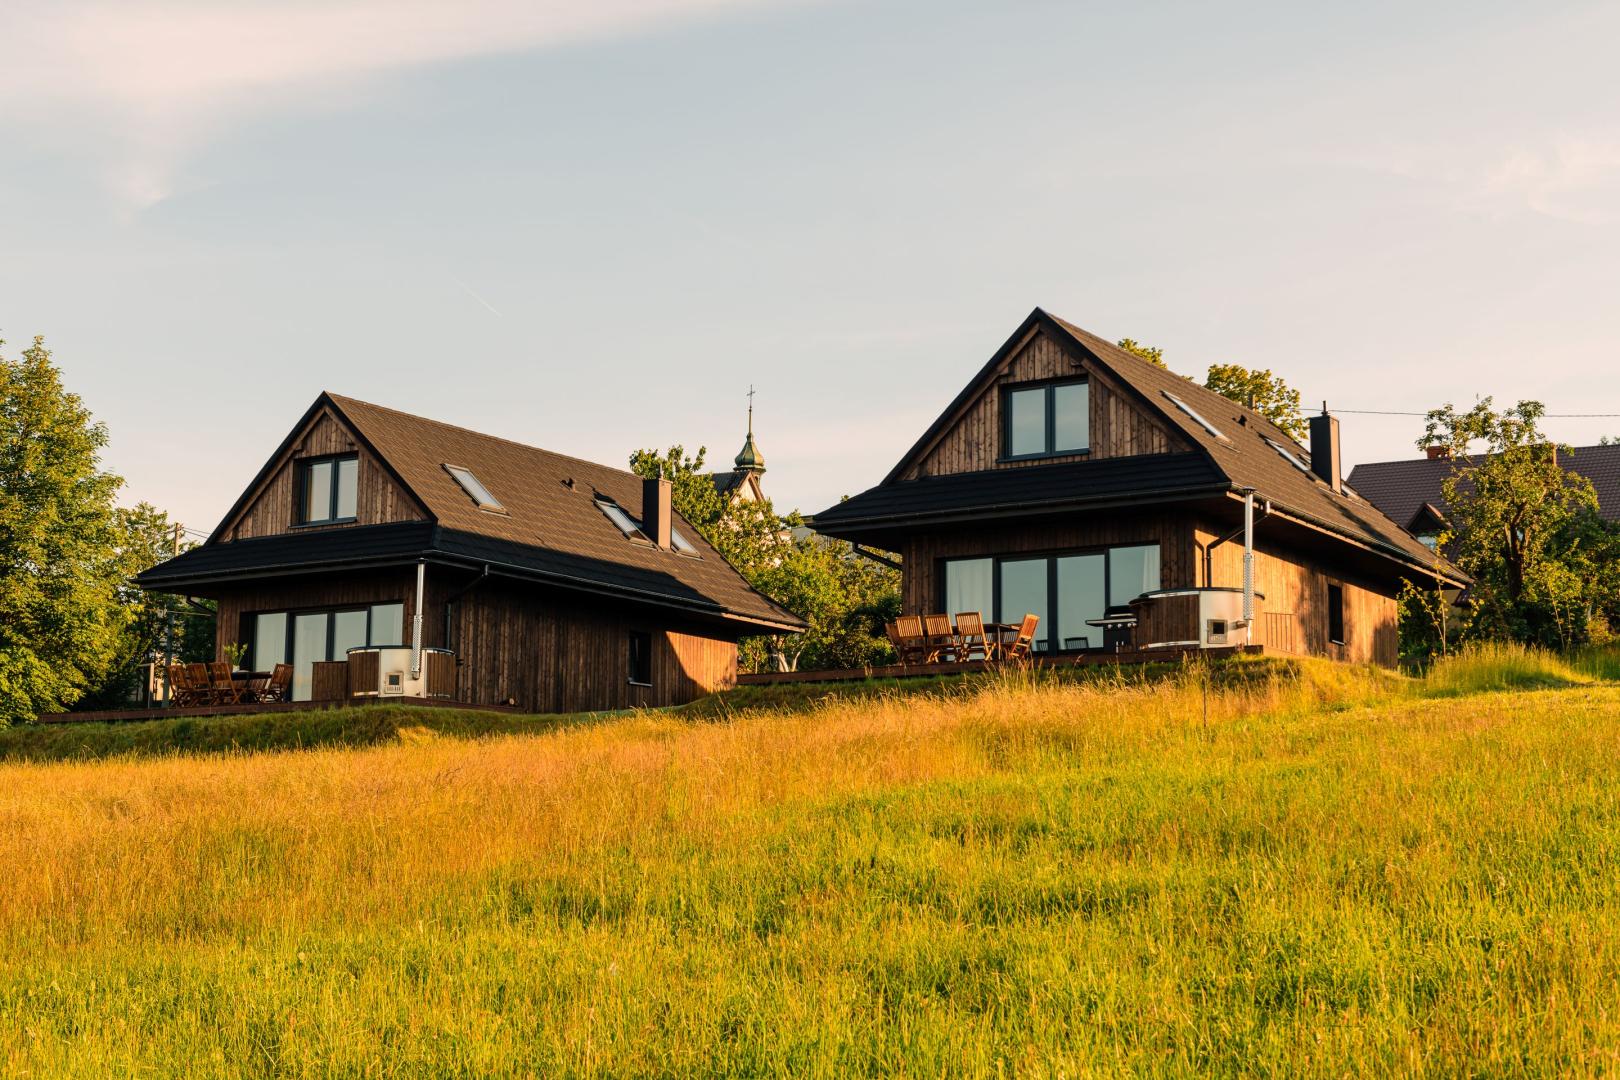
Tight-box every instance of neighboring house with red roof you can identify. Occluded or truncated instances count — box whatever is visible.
[137,394,801,712]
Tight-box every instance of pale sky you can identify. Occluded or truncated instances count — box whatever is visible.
[3,0,1619,535]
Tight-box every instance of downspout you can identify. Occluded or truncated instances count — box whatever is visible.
[1201,494,1271,587]
[411,559,426,676]
[1243,491,1255,645]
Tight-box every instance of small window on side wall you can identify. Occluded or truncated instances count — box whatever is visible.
[298,454,359,524]
[628,630,653,686]
[1327,583,1346,645]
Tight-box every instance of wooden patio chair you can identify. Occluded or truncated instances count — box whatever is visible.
[922,613,958,663]
[954,612,991,662]
[257,663,293,703]
[207,661,248,705]
[167,664,198,707]
[185,663,216,705]
[1002,614,1041,661]
[893,615,929,665]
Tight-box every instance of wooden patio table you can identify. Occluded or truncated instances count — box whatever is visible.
[980,622,1017,660]
[231,670,271,701]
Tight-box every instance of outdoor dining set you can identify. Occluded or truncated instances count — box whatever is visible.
[884,612,1041,665]
[165,662,293,707]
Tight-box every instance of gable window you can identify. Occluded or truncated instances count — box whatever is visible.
[298,454,358,525]
[1002,380,1089,460]
[1327,583,1346,645]
[444,464,505,512]
[628,630,653,686]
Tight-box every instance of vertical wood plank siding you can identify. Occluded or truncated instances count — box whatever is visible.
[223,410,426,541]
[905,330,1188,480]
[1197,519,1399,665]
[210,569,738,711]
[899,512,1198,615]
[447,579,737,713]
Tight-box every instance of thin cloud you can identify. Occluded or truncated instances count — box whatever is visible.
[0,0,800,209]
[1475,135,1620,225]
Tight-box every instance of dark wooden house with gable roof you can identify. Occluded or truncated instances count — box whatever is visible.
[137,393,801,711]
[814,309,1466,666]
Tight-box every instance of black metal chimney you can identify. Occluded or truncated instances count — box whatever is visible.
[643,477,673,550]
[1308,405,1342,493]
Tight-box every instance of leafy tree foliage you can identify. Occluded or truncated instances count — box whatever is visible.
[1417,399,1620,649]
[629,447,901,672]
[1115,338,1165,367]
[0,337,148,723]
[74,506,216,711]
[1117,339,1308,439]
[1203,363,1308,440]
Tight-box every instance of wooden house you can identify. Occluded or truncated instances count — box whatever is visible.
[136,394,802,711]
[813,309,1466,665]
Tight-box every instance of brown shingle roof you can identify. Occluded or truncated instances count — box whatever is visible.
[190,393,801,630]
[852,308,1464,585]
[1348,444,1620,531]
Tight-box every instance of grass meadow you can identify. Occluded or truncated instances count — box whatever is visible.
[3,650,1620,1076]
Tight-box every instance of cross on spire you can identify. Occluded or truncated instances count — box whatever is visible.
[747,384,755,436]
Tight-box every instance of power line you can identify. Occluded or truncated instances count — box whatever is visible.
[1313,408,1620,419]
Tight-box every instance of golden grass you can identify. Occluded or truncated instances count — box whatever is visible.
[2,657,1620,1076]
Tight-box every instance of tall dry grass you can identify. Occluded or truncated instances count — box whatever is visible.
[1,657,1619,1075]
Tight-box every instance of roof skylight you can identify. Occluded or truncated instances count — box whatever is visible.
[443,464,505,512]
[1162,391,1229,441]
[1265,437,1313,475]
[596,497,649,542]
[670,526,699,556]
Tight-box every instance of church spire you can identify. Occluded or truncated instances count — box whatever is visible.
[734,385,765,474]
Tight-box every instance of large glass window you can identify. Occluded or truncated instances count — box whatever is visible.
[998,559,1051,652]
[1003,380,1090,459]
[251,612,287,673]
[1108,544,1162,608]
[1056,554,1107,652]
[944,558,993,618]
[299,454,359,524]
[943,542,1161,652]
[248,601,409,701]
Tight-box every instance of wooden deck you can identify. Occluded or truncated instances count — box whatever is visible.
[737,645,1265,686]
[40,696,520,725]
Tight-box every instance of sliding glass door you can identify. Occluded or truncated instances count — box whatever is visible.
[940,544,1161,653]
[251,602,407,701]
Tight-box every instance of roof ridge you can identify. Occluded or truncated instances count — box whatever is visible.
[325,392,646,482]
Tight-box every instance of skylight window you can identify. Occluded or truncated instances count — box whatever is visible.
[443,464,505,512]
[1162,391,1229,441]
[1265,437,1313,475]
[670,526,699,556]
[596,497,649,542]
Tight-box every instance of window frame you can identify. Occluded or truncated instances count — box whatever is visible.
[938,542,1161,654]
[1327,583,1346,646]
[243,600,408,700]
[999,377,1091,462]
[627,630,654,687]
[294,453,360,526]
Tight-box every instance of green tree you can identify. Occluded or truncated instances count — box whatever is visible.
[1418,398,1613,647]
[1115,338,1165,367]
[75,505,215,710]
[1203,363,1307,440]
[629,448,901,673]
[0,336,137,723]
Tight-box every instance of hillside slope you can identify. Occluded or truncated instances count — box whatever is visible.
[2,656,1618,1076]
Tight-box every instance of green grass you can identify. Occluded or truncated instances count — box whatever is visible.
[0,703,590,763]
[2,648,1620,1075]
